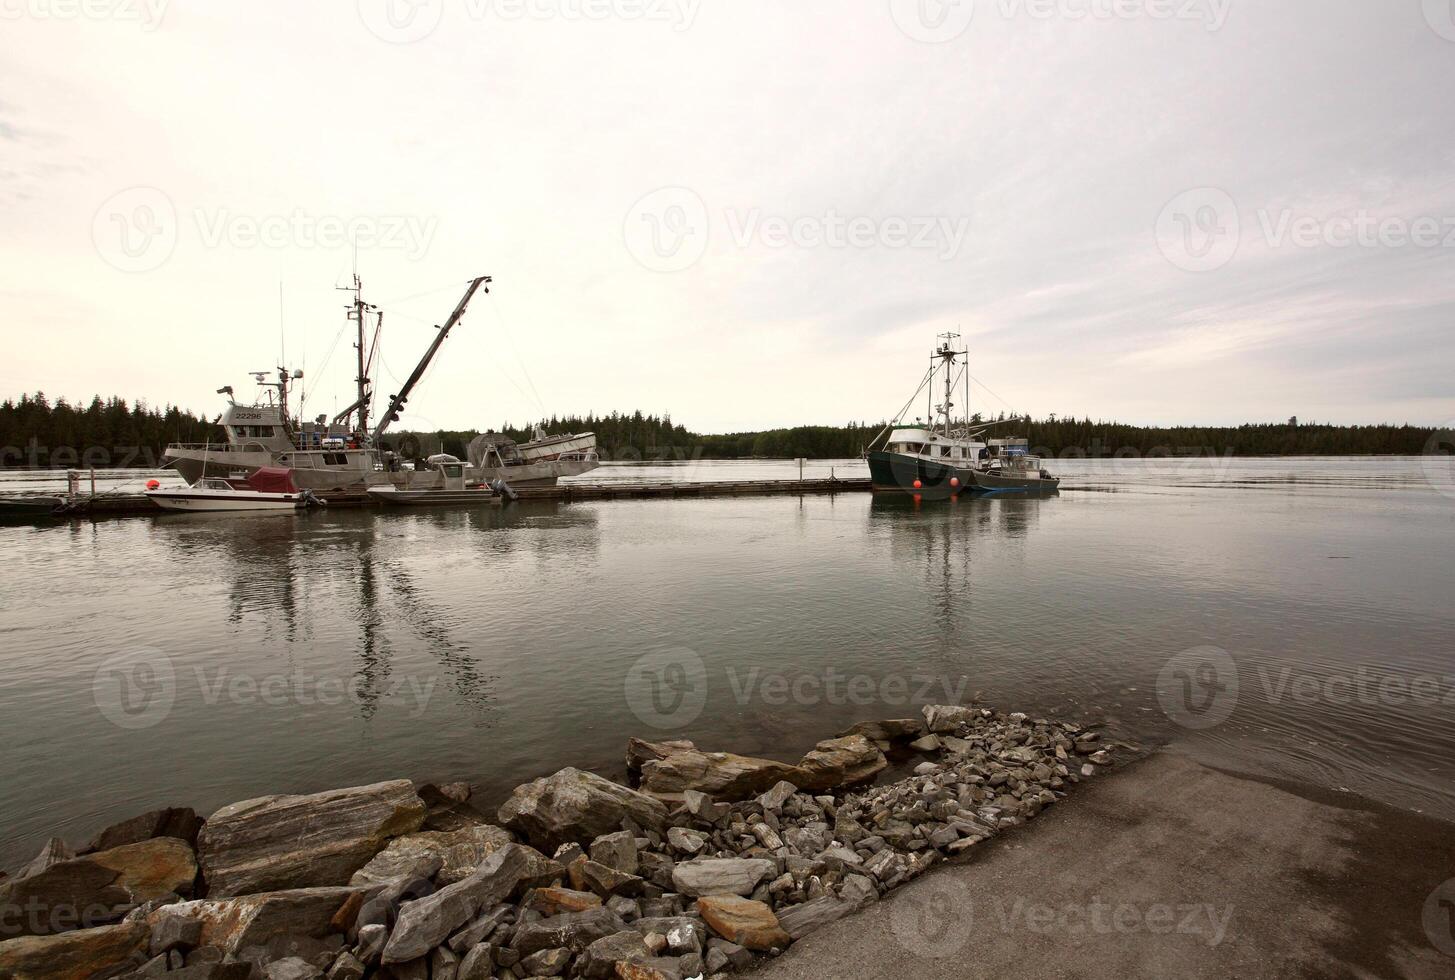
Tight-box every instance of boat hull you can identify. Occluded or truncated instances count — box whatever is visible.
[967,469,1060,493]
[867,450,977,497]
[163,447,598,490]
[145,490,308,512]
[367,487,502,507]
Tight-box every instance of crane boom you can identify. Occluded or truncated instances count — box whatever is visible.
[372,276,490,443]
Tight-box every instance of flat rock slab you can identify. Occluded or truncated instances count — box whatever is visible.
[198,780,426,897]
[696,896,791,951]
[0,921,148,980]
[795,735,886,791]
[498,768,667,850]
[148,886,363,955]
[774,895,853,940]
[0,837,197,935]
[671,858,776,898]
[349,823,513,886]
[510,906,630,956]
[639,748,810,802]
[84,807,204,853]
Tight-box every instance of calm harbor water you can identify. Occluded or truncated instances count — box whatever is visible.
[1,456,1453,867]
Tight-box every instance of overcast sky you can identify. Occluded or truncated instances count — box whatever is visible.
[3,0,1453,432]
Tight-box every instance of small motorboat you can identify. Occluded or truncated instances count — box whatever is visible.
[367,457,502,507]
[146,467,324,512]
[967,452,1060,493]
[0,495,64,520]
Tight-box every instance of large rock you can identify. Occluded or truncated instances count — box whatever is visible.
[922,704,978,734]
[509,906,628,956]
[381,843,539,964]
[670,858,776,898]
[624,738,696,773]
[795,735,886,790]
[638,749,810,802]
[695,896,790,951]
[349,824,513,886]
[0,838,197,936]
[835,719,925,742]
[198,781,426,897]
[774,895,852,939]
[576,930,652,979]
[497,769,667,850]
[147,886,364,955]
[0,921,148,980]
[84,807,204,853]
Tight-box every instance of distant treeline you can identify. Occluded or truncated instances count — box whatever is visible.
[1,395,1442,467]
[1,392,221,467]
[389,410,1442,461]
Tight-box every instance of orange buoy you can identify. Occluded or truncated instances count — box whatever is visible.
[950,477,960,488]
[146,479,160,490]
[912,479,922,489]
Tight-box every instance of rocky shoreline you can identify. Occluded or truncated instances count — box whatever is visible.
[0,706,1117,980]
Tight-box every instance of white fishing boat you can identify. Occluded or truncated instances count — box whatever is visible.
[161,275,600,492]
[145,469,324,512]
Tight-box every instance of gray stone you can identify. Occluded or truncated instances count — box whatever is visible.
[326,951,366,980]
[922,704,977,734]
[429,945,460,980]
[382,843,539,963]
[197,780,426,897]
[670,858,776,897]
[264,958,322,980]
[666,827,706,855]
[86,808,204,854]
[150,912,203,956]
[498,768,667,850]
[354,923,387,964]
[634,916,705,955]
[756,781,798,812]
[588,830,639,875]
[510,906,628,956]
[838,873,878,909]
[774,895,852,940]
[350,823,514,887]
[447,904,512,953]
[794,736,887,791]
[909,734,942,752]
[0,838,198,936]
[457,943,494,980]
[519,946,571,976]
[577,929,652,978]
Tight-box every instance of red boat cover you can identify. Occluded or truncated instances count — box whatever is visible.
[246,467,298,494]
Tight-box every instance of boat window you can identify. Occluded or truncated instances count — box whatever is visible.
[443,464,463,478]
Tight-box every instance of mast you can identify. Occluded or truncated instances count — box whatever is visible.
[353,276,369,435]
[372,276,491,444]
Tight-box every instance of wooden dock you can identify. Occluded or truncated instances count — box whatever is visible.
[24,477,872,519]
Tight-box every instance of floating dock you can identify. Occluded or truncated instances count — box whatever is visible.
[15,477,872,520]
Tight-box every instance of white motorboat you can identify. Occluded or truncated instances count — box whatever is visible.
[145,469,324,512]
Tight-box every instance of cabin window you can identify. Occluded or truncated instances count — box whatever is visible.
[233,425,277,439]
[443,464,463,478]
